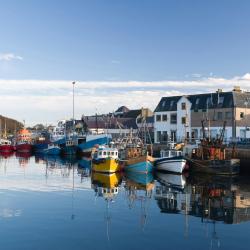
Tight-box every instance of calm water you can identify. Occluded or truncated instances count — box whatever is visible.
[0,152,249,250]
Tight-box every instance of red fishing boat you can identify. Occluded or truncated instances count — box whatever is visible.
[16,128,33,153]
[0,139,15,152]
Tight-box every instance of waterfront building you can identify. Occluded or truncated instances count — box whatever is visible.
[154,87,250,143]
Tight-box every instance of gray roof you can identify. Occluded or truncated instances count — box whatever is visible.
[154,96,182,112]
[155,90,250,112]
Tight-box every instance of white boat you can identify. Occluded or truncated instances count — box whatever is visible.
[154,149,187,174]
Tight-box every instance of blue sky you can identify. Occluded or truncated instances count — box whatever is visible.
[0,0,250,124]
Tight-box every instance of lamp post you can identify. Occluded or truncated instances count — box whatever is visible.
[244,99,249,141]
[72,81,76,140]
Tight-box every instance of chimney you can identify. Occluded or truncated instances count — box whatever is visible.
[233,86,242,92]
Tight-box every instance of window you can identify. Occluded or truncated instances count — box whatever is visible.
[225,111,232,119]
[162,114,167,121]
[170,100,174,107]
[181,102,186,110]
[156,115,161,122]
[217,112,223,120]
[170,114,177,124]
[218,96,224,105]
[162,131,168,142]
[240,112,244,119]
[206,97,212,107]
[162,101,166,107]
[181,117,186,124]
[157,131,161,142]
[196,98,200,105]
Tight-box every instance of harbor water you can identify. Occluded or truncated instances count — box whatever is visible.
[0,153,249,250]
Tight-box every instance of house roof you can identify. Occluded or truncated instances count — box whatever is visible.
[232,91,250,108]
[122,109,142,118]
[155,90,250,112]
[154,96,182,112]
[115,106,130,113]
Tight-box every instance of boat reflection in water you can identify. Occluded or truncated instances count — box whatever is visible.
[0,151,14,159]
[124,172,154,230]
[91,172,122,240]
[155,172,250,246]
[16,151,32,167]
[155,173,191,215]
[78,157,92,181]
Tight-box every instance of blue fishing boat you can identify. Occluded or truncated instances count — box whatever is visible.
[44,144,61,155]
[61,138,77,155]
[124,161,153,173]
[33,137,50,153]
[77,134,111,155]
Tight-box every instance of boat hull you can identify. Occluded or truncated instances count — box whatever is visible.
[155,156,187,174]
[44,147,61,155]
[77,135,111,155]
[0,144,14,152]
[33,142,50,153]
[61,145,77,155]
[92,158,120,173]
[16,143,33,153]
[186,157,240,175]
[124,160,153,173]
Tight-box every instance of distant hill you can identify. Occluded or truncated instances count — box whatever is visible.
[0,115,23,136]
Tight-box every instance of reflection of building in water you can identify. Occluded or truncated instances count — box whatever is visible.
[154,173,191,214]
[188,176,250,224]
[124,172,154,230]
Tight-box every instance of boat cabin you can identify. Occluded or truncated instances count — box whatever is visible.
[0,139,11,145]
[93,147,119,160]
[160,150,183,158]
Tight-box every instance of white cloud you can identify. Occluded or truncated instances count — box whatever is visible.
[0,73,250,125]
[0,53,23,61]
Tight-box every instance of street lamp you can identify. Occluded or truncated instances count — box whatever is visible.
[244,98,249,141]
[72,81,76,139]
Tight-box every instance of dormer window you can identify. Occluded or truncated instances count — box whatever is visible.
[170,100,174,108]
[196,98,200,105]
[218,96,224,105]
[206,97,212,107]
[181,102,186,110]
[162,101,166,107]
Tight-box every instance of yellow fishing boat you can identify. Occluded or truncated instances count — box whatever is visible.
[92,146,121,173]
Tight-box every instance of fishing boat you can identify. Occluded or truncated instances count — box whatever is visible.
[77,133,112,156]
[33,134,50,153]
[16,128,33,153]
[119,130,154,173]
[0,139,14,152]
[92,145,121,173]
[43,143,61,155]
[154,148,187,174]
[61,137,77,155]
[186,121,240,175]
[0,119,14,152]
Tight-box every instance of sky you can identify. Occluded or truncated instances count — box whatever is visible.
[0,0,250,125]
